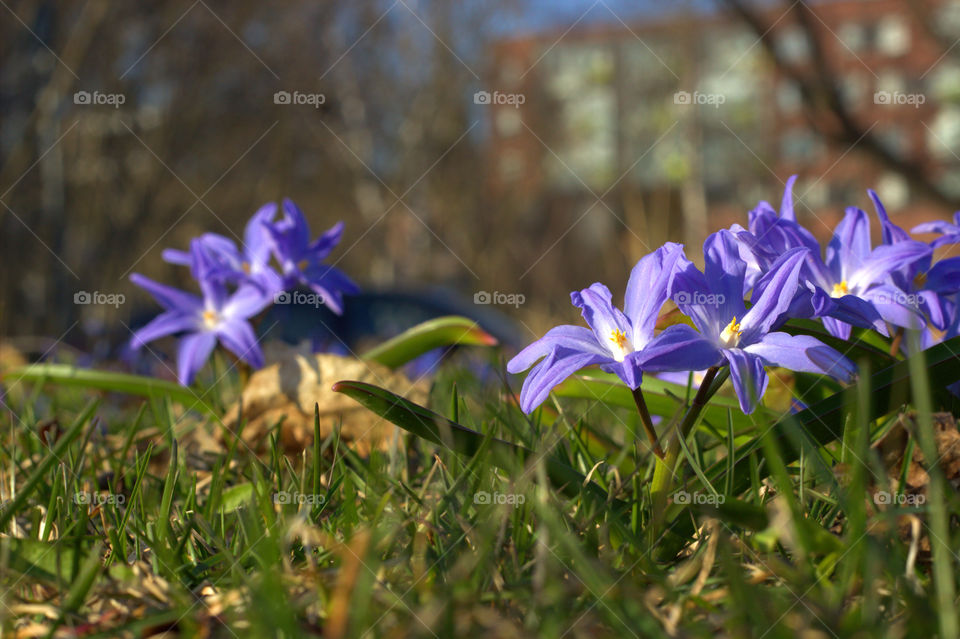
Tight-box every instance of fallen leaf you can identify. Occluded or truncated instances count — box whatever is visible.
[222,343,429,454]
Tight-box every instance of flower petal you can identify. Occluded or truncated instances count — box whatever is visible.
[303,264,360,315]
[821,316,852,340]
[516,348,610,413]
[741,247,808,343]
[130,311,198,349]
[216,319,264,369]
[245,203,278,265]
[826,207,871,279]
[130,273,202,313]
[744,332,856,381]
[222,284,272,320]
[869,190,911,244]
[703,230,748,323]
[862,284,926,330]
[636,324,723,372]
[308,221,345,260]
[162,248,192,266]
[780,174,798,221]
[926,257,960,294]
[722,348,769,414]
[507,325,606,374]
[671,256,720,336]
[176,331,217,386]
[849,241,931,291]
[811,287,888,335]
[280,199,311,253]
[571,283,631,354]
[623,242,684,346]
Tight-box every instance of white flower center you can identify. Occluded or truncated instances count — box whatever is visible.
[720,316,742,349]
[831,280,849,298]
[202,309,219,330]
[608,329,633,362]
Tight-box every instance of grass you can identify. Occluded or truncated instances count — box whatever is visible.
[1,336,959,638]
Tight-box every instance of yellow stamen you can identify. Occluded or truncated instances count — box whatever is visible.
[609,328,631,362]
[610,329,628,349]
[297,259,310,271]
[914,271,927,289]
[831,281,849,297]
[241,261,252,274]
[202,309,219,329]
[720,316,742,348]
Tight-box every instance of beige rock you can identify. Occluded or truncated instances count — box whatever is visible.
[222,343,428,454]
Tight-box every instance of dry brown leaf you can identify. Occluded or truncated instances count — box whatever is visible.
[221,343,429,455]
[862,411,960,554]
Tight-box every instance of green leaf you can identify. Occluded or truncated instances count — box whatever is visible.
[552,372,774,430]
[667,335,960,536]
[361,316,498,369]
[0,538,77,584]
[331,380,615,503]
[0,400,97,533]
[219,482,255,513]
[3,364,218,417]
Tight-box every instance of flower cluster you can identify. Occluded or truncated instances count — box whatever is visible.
[509,177,960,414]
[130,200,357,385]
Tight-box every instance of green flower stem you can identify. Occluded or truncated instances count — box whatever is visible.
[650,366,721,536]
[631,386,664,459]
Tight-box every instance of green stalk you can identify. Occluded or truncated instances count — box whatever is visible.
[650,367,721,536]
[631,387,664,459]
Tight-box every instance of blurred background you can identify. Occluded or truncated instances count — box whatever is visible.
[3,0,960,359]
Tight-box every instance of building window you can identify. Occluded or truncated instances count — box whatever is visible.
[927,63,960,101]
[876,16,910,57]
[777,81,803,114]
[838,72,868,110]
[776,26,810,63]
[937,0,960,37]
[876,173,909,210]
[498,150,525,182]
[876,70,906,96]
[495,108,522,138]
[927,107,960,159]
[878,125,909,156]
[838,22,866,53]
[781,129,821,162]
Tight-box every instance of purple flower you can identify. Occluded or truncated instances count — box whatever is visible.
[671,231,856,413]
[163,204,283,296]
[265,199,359,314]
[507,244,719,414]
[130,239,270,385]
[802,206,931,339]
[912,210,960,248]
[870,191,955,330]
[732,180,877,334]
[736,186,930,339]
